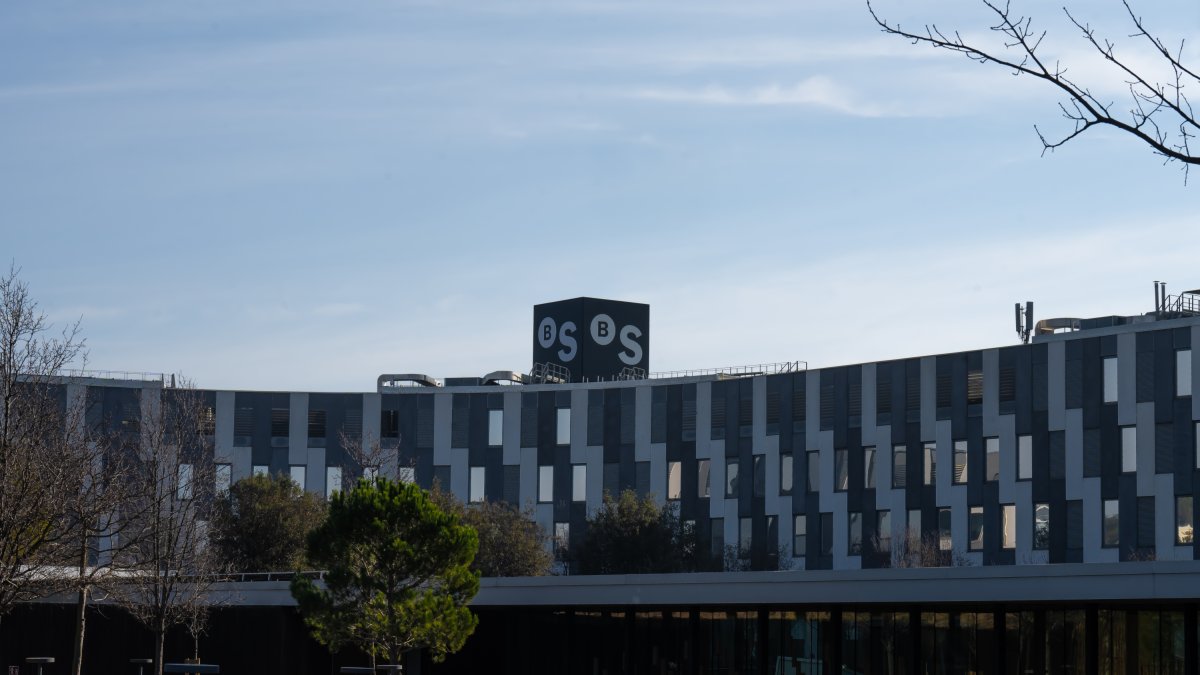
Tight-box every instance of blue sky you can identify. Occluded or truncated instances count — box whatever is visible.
[3,0,1198,391]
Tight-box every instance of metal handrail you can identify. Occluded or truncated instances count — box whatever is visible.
[649,361,807,380]
[61,369,168,384]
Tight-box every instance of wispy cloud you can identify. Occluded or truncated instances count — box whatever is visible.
[626,76,898,117]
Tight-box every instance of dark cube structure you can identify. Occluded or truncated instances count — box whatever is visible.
[532,297,649,381]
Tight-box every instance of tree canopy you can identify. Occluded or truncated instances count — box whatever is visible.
[429,484,553,578]
[291,477,479,664]
[210,472,327,572]
[574,490,710,575]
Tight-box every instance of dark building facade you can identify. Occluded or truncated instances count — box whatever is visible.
[11,306,1200,674]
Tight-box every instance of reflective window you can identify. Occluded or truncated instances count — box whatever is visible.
[1018,435,1032,481]
[538,465,553,503]
[725,459,739,498]
[1177,495,1193,545]
[177,463,194,501]
[876,510,891,553]
[363,466,379,481]
[968,506,984,551]
[753,455,765,498]
[1104,357,1118,403]
[556,407,571,445]
[572,464,586,502]
[793,515,806,556]
[1178,350,1192,397]
[1034,503,1050,550]
[938,508,951,551]
[893,446,906,488]
[215,463,231,498]
[252,464,268,477]
[325,466,341,500]
[738,517,752,558]
[923,444,936,486]
[863,447,876,489]
[908,509,921,540]
[780,453,793,495]
[1103,499,1120,547]
[667,461,681,501]
[834,449,848,492]
[469,466,485,503]
[1002,504,1016,549]
[698,459,711,498]
[488,409,504,447]
[397,466,414,484]
[1122,426,1137,473]
[952,441,967,485]
[985,437,1000,481]
[848,512,862,555]
[554,522,569,556]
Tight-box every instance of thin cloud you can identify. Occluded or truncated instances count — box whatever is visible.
[626,77,897,117]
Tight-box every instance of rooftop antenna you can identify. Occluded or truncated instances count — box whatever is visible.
[1015,301,1034,344]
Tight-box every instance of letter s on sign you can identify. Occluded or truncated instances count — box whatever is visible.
[618,324,643,366]
[558,321,578,362]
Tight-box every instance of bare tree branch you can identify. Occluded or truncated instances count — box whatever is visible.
[867,0,1200,180]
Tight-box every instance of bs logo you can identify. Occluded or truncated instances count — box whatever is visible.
[538,313,644,365]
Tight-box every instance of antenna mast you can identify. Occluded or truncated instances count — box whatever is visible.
[1015,301,1034,344]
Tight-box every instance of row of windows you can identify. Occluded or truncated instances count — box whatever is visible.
[786,496,1198,558]
[176,463,391,502]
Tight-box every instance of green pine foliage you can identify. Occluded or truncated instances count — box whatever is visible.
[575,489,714,575]
[210,473,327,571]
[290,477,480,664]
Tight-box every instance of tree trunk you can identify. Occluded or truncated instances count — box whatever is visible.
[154,624,166,675]
[71,585,89,675]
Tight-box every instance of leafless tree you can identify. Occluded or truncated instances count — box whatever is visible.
[113,384,222,675]
[868,0,1200,178]
[0,265,87,626]
[880,532,973,569]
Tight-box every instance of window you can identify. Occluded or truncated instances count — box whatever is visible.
[907,509,921,540]
[271,408,289,438]
[893,446,907,488]
[1177,496,1194,545]
[667,461,682,500]
[780,453,793,495]
[1018,435,1032,481]
[554,522,569,556]
[572,464,586,502]
[819,513,833,556]
[793,515,807,556]
[363,466,379,481]
[967,368,983,405]
[834,449,848,492]
[488,409,504,447]
[215,463,231,498]
[469,466,485,503]
[698,459,711,498]
[556,407,571,445]
[864,447,876,489]
[1067,500,1083,551]
[738,517,752,558]
[252,464,268,478]
[711,518,724,559]
[1002,504,1016,549]
[923,444,936,486]
[952,441,967,485]
[876,510,891,552]
[808,451,820,492]
[538,465,553,503]
[233,407,254,443]
[938,508,952,551]
[1121,426,1137,473]
[752,455,765,498]
[848,512,862,555]
[325,466,341,500]
[1178,350,1193,397]
[1034,503,1050,550]
[381,409,400,439]
[1103,357,1118,403]
[1102,499,1119,547]
[307,410,326,440]
[397,466,414,484]
[725,459,739,498]
[290,465,306,490]
[985,437,1000,481]
[969,506,984,551]
[177,463,193,501]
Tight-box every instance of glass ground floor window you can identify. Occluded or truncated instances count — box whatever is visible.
[435,604,1200,675]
